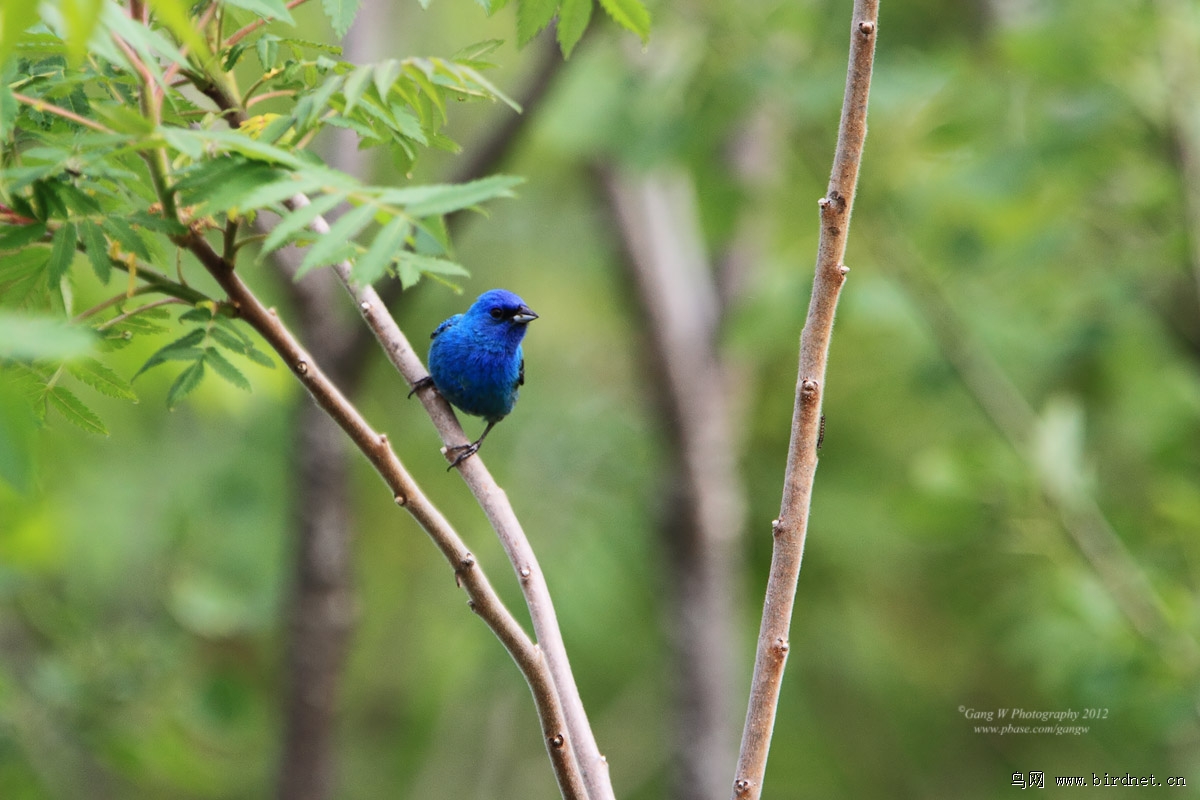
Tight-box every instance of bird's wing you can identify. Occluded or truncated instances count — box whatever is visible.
[517,356,525,388]
[430,314,461,340]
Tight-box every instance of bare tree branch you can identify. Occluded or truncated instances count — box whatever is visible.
[177,230,588,800]
[732,3,879,798]
[599,167,742,800]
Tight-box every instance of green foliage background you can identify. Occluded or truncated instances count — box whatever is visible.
[2,0,1200,798]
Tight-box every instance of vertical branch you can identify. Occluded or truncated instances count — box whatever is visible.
[599,168,742,800]
[732,3,879,799]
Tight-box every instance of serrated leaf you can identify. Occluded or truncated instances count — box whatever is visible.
[47,384,107,435]
[517,0,558,46]
[0,312,94,359]
[0,223,48,251]
[222,0,296,25]
[46,223,77,285]
[597,0,650,40]
[260,192,345,255]
[380,175,523,217]
[321,0,361,37]
[204,347,251,391]
[557,0,593,57]
[372,60,401,102]
[256,34,280,70]
[67,357,137,401]
[296,202,376,278]
[101,218,151,261]
[166,360,205,409]
[79,221,111,283]
[342,63,373,116]
[134,328,207,379]
[396,252,468,288]
[128,210,188,235]
[353,216,410,285]
[242,345,275,368]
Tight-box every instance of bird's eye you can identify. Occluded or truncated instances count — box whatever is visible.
[490,308,504,320]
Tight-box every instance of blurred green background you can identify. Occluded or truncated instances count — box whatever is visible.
[3,0,1200,797]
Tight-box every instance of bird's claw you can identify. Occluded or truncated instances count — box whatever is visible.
[445,441,481,470]
[408,376,435,399]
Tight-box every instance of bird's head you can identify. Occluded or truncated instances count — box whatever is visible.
[468,289,538,335]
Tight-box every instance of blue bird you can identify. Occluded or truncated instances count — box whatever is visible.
[411,289,538,467]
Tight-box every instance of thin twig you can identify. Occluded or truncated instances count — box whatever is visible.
[177,231,587,800]
[731,3,879,799]
[11,93,115,134]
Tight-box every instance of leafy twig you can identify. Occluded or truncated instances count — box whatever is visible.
[731,3,879,798]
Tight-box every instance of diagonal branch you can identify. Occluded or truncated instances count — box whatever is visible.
[283,193,615,800]
[732,3,879,798]
[176,230,587,800]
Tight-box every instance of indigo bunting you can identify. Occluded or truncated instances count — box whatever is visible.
[413,289,538,467]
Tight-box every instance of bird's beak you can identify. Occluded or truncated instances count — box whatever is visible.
[512,304,538,324]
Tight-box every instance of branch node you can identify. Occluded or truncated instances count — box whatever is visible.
[772,636,790,657]
[378,432,389,446]
[858,20,875,36]
[548,733,566,749]
[467,599,479,614]
[296,359,309,375]
[817,196,830,209]
[393,493,407,507]
[268,307,278,316]
[734,778,754,795]
[838,264,850,276]
[360,300,370,312]
[800,379,820,398]
[771,518,782,538]
[518,565,532,583]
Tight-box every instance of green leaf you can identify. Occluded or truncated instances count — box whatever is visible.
[46,384,107,435]
[63,0,106,66]
[67,358,138,401]
[0,3,42,67]
[46,223,77,285]
[342,63,373,116]
[380,175,523,217]
[166,360,205,410]
[222,0,296,25]
[101,218,151,261]
[396,252,469,288]
[597,0,650,41]
[0,312,94,360]
[321,0,361,37]
[260,192,345,255]
[204,347,251,391]
[557,0,593,57]
[146,0,212,61]
[353,216,410,285]
[256,34,281,70]
[78,222,111,284]
[372,60,402,102]
[296,202,376,278]
[517,0,558,46]
[134,328,207,379]
[0,223,48,251]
